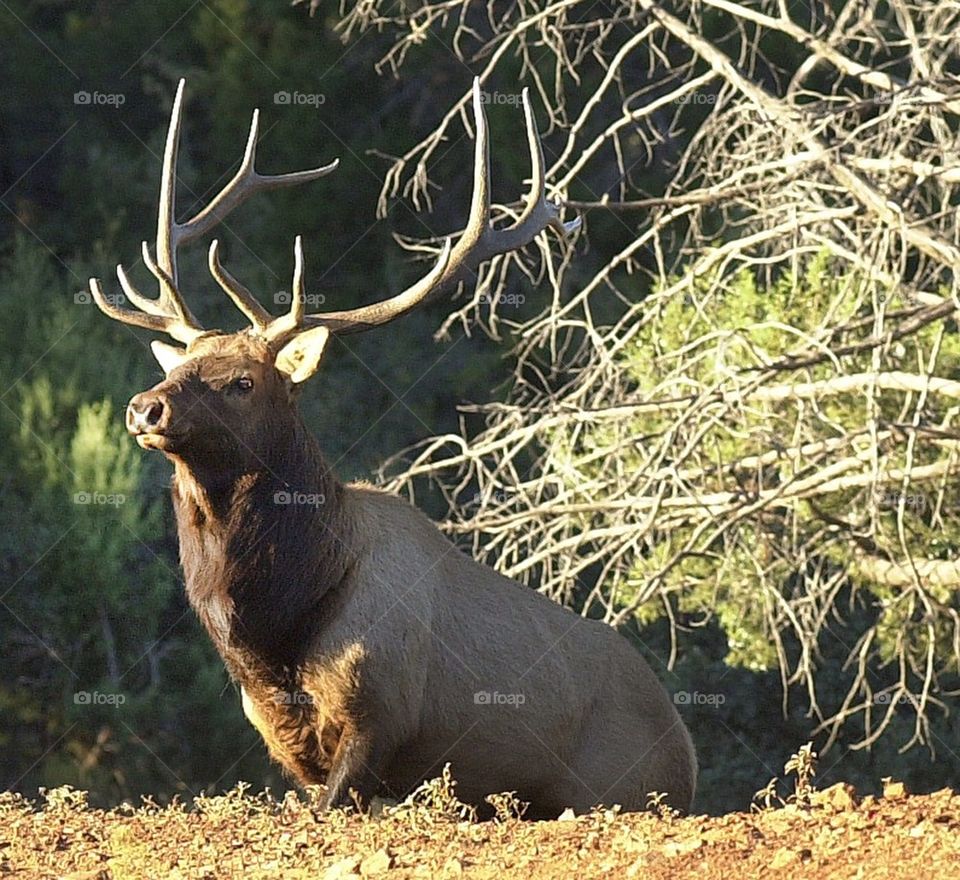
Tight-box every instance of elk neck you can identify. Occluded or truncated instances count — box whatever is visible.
[170,412,353,676]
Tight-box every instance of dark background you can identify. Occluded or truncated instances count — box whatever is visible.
[0,1,956,815]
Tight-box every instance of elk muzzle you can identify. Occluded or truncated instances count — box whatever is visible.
[127,390,171,448]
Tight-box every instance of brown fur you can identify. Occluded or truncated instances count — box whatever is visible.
[126,331,697,817]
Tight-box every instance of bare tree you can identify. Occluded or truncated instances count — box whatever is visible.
[331,0,960,753]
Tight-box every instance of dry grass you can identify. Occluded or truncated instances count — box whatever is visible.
[2,763,959,879]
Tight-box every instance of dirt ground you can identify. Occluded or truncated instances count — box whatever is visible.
[1,779,958,880]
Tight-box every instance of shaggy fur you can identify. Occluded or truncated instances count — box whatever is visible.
[127,332,697,817]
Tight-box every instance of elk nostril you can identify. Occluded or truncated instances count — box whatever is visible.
[145,402,164,428]
[127,395,166,433]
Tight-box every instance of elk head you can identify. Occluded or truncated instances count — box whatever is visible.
[90,79,579,474]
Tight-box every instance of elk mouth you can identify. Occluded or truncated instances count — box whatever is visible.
[134,430,178,452]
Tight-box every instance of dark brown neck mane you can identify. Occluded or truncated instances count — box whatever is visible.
[170,415,351,678]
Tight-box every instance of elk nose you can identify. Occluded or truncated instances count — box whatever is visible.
[126,392,167,435]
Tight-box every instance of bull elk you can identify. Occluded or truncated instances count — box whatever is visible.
[90,79,697,818]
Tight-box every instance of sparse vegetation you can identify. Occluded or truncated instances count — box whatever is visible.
[2,771,959,878]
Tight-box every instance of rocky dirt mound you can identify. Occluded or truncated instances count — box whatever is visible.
[1,779,958,879]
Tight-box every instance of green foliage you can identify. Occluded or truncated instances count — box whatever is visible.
[0,238,275,803]
[600,255,960,671]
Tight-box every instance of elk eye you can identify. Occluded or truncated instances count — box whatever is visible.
[235,376,254,393]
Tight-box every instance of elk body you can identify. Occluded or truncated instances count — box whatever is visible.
[91,80,697,818]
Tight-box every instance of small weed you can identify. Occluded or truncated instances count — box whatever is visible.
[39,785,89,813]
[646,791,679,820]
[193,781,275,820]
[752,742,819,811]
[485,790,529,822]
[785,743,818,807]
[387,764,478,828]
[752,777,780,811]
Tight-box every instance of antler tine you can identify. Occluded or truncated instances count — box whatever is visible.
[141,238,201,327]
[518,87,582,236]
[89,277,184,337]
[291,234,306,327]
[87,81,203,343]
[208,240,273,333]
[259,236,307,344]
[159,79,338,323]
[263,235,304,348]
[212,234,316,346]
[88,78,339,345]
[460,75,491,250]
[266,236,453,343]
[177,106,339,248]
[116,260,168,317]
[146,79,202,330]
[294,77,579,336]
[85,244,206,346]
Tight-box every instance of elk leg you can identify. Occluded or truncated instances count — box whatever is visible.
[319,726,390,811]
[240,687,327,787]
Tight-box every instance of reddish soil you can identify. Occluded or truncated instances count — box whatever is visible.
[1,781,958,879]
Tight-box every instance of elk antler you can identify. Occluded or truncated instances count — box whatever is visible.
[255,78,581,346]
[88,79,339,344]
[91,78,579,350]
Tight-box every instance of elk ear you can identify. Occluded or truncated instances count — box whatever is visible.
[151,340,191,375]
[275,326,331,384]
